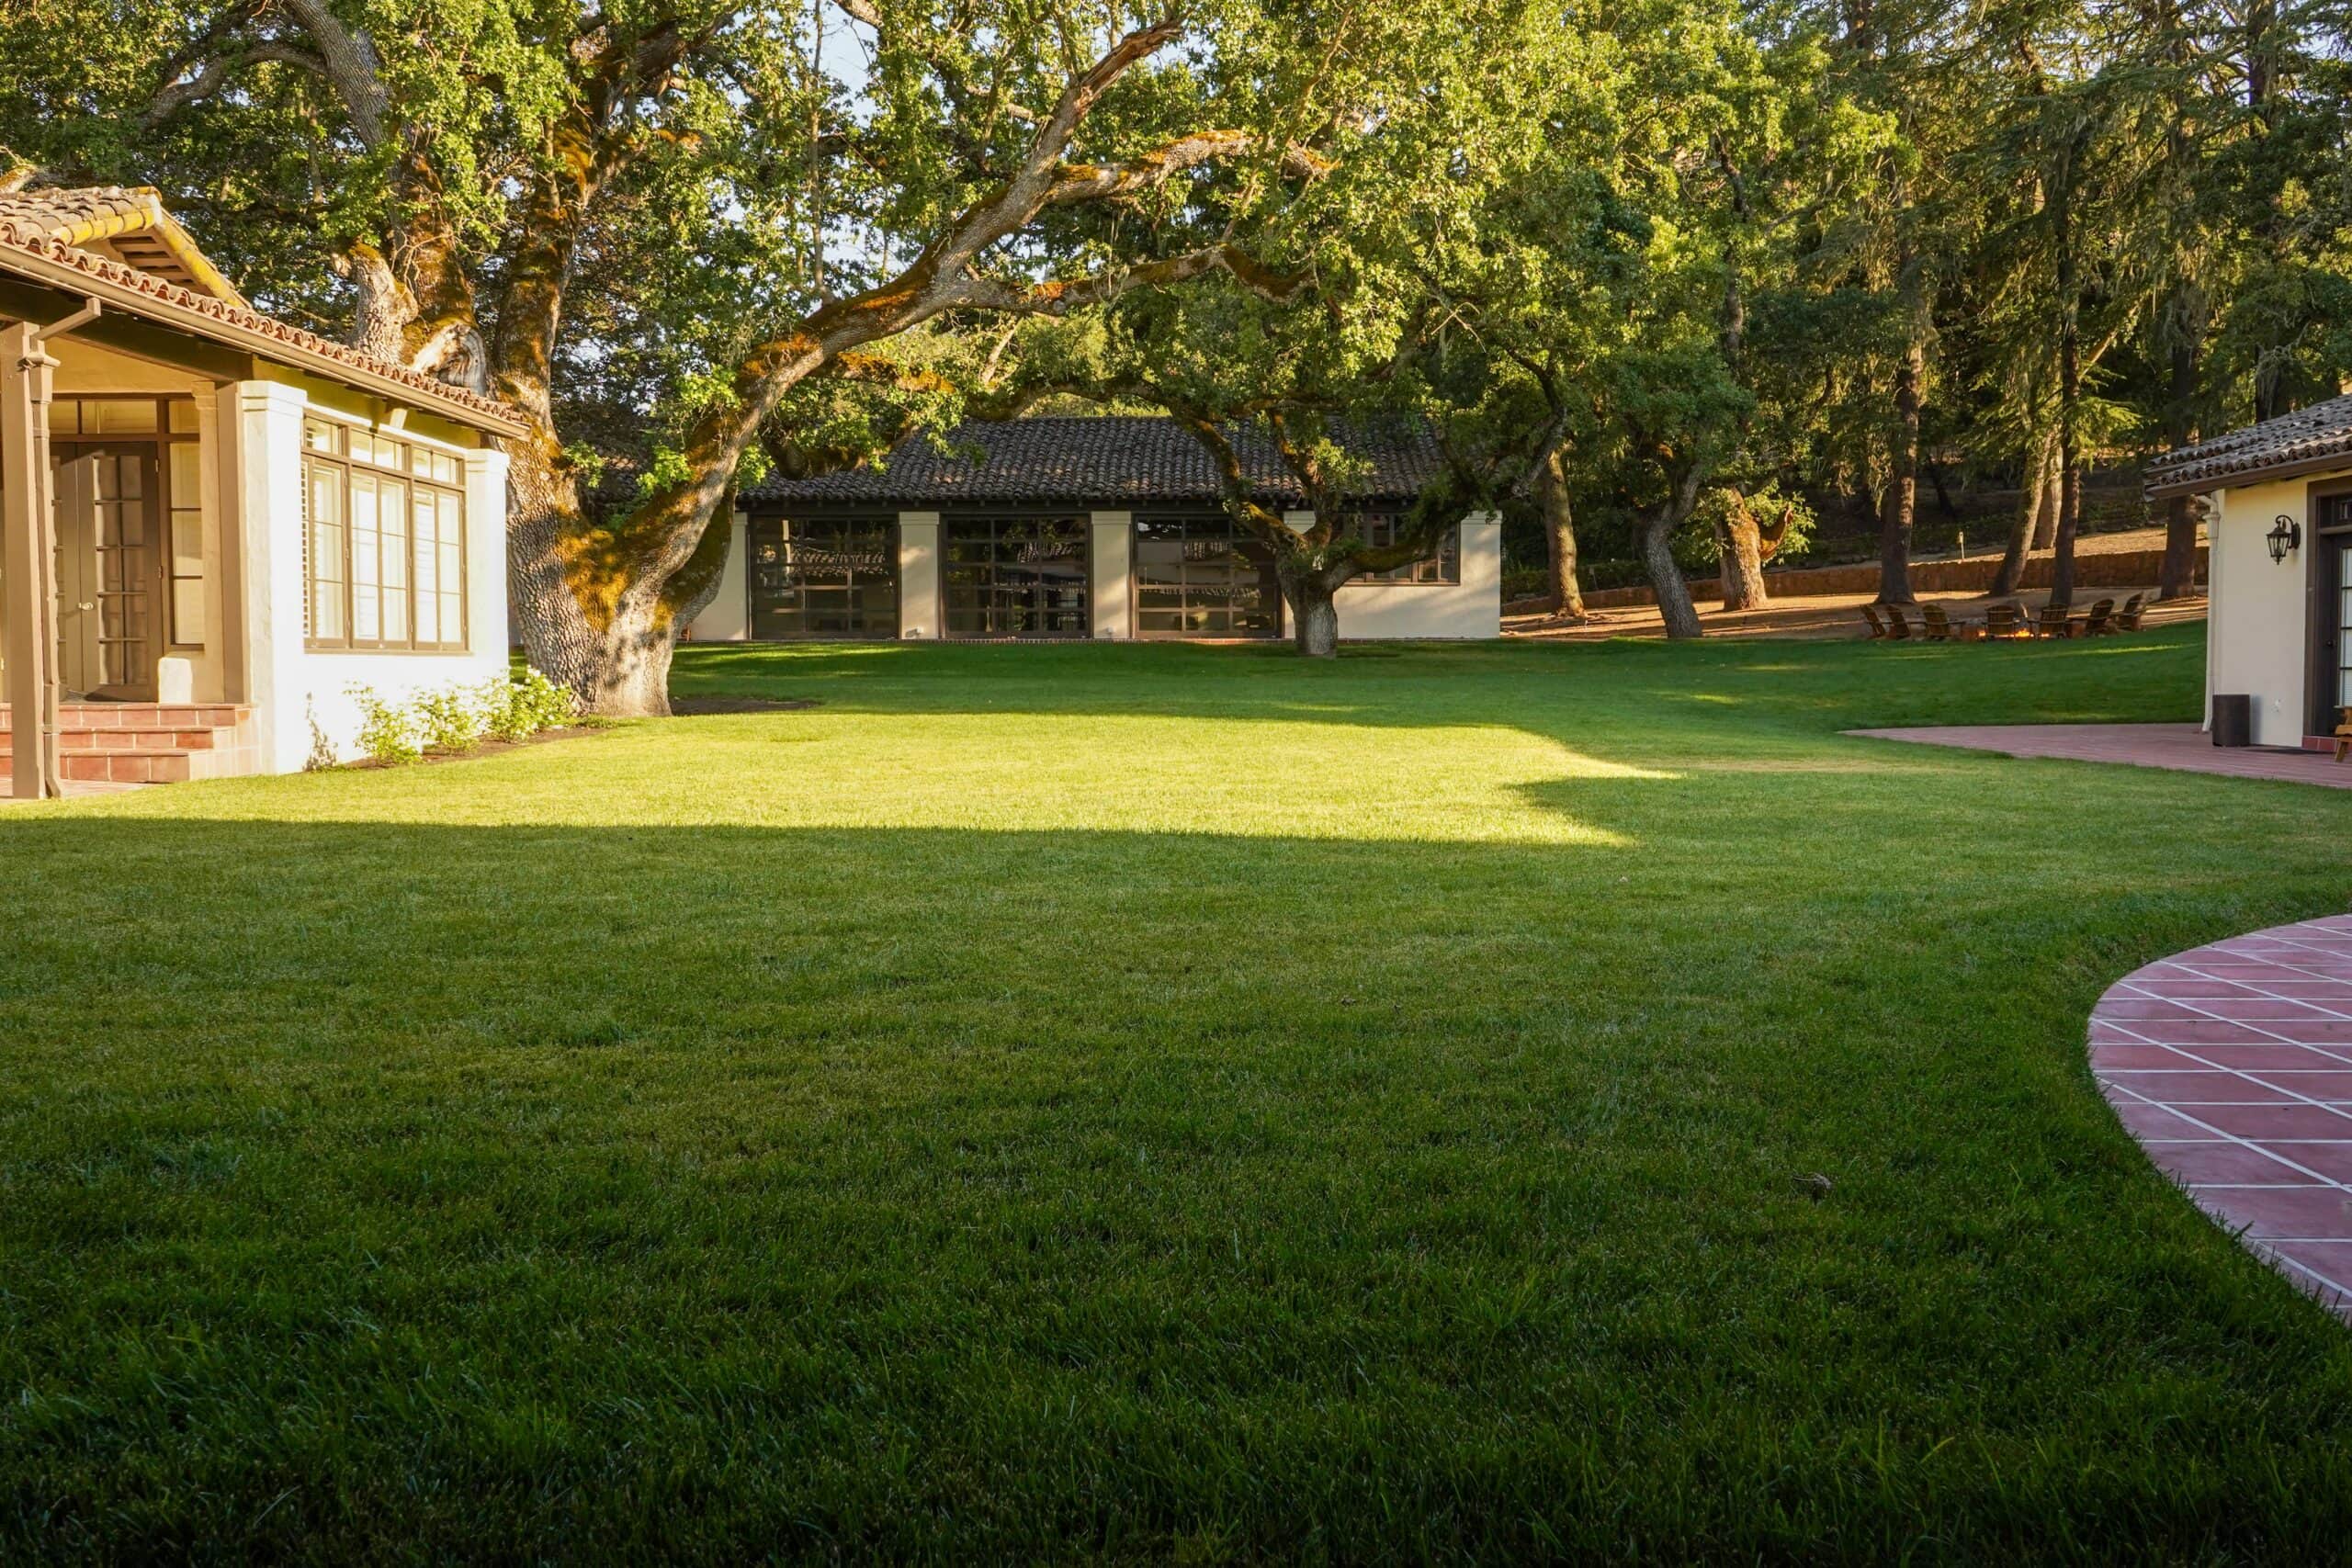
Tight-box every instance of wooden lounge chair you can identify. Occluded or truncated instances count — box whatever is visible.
[2336,706,2352,763]
[2035,604,2074,639]
[2115,592,2147,632]
[1922,603,1980,642]
[1882,604,1913,640]
[1859,604,1889,639]
[2079,597,2117,637]
[1984,602,2022,639]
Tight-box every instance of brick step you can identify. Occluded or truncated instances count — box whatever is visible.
[0,726,225,750]
[1,750,214,784]
[0,703,247,729]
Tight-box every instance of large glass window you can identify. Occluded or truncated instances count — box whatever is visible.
[749,516,899,638]
[1134,514,1282,637]
[1359,513,1461,583]
[302,419,467,650]
[943,516,1090,637]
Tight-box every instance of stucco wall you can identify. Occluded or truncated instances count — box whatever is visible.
[226,379,512,771]
[2210,474,2335,746]
[1333,512,1503,640]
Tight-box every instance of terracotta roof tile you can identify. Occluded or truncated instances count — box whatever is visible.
[2145,394,2352,495]
[741,416,1441,507]
[0,203,518,432]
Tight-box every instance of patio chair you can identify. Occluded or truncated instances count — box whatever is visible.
[2035,603,2074,639]
[1920,603,1976,642]
[2115,592,2147,632]
[1859,604,1890,639]
[1882,604,1913,640]
[2079,597,2118,637]
[2336,706,2352,763]
[1984,602,2023,639]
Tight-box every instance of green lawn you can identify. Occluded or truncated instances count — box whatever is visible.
[5,626,2350,1560]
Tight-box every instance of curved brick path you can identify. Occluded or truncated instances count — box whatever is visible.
[2092,917,2352,1323]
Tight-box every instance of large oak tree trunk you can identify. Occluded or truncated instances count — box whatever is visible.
[1279,559,1350,657]
[2049,147,2084,611]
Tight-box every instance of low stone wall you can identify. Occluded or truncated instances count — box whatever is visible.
[1572,546,2204,612]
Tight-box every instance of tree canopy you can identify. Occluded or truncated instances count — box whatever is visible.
[3,0,2346,683]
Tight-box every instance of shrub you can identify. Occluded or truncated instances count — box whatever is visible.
[347,685,423,766]
[413,684,491,753]
[486,667,578,742]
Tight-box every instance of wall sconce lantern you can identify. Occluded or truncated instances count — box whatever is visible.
[2268,513,2302,564]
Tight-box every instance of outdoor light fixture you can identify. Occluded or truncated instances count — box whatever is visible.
[2268,513,2302,564]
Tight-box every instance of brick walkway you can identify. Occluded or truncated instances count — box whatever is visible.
[2091,917,2352,1323]
[1850,723,2352,788]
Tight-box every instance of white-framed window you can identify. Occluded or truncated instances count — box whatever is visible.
[302,419,468,650]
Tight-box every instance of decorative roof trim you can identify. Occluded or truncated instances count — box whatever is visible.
[0,218,527,436]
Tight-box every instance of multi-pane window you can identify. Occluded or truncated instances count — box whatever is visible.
[943,516,1090,637]
[1133,514,1282,637]
[749,516,899,637]
[302,419,467,650]
[1358,512,1461,583]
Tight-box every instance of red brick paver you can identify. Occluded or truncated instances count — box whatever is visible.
[1851,723,2352,787]
[2091,917,2352,1323]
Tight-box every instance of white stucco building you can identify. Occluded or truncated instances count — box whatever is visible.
[0,186,523,796]
[2147,398,2352,749]
[683,417,1502,646]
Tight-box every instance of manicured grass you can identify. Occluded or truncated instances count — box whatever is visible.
[4,625,2350,1559]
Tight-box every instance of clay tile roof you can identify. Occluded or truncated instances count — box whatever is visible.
[0,185,249,306]
[2145,393,2352,497]
[0,193,522,434]
[741,416,1442,507]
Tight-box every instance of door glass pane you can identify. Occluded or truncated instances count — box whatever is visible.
[1132,515,1279,637]
[351,473,380,639]
[750,516,898,638]
[309,465,345,639]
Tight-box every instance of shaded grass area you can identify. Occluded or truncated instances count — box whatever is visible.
[4,626,2349,1559]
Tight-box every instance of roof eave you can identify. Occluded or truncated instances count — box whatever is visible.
[2145,449,2352,500]
[0,242,528,438]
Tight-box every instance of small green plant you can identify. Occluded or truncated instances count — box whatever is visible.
[413,684,490,753]
[490,666,579,741]
[346,684,422,766]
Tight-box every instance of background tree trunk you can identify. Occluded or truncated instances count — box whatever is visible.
[1990,429,2054,597]
[2160,328,2202,599]
[1878,264,1923,604]
[1717,492,1770,610]
[2030,449,2061,549]
[2050,141,2084,611]
[1537,437,1585,616]
[1642,515,1704,639]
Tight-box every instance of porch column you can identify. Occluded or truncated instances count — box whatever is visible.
[219,379,308,773]
[898,510,941,638]
[2,320,61,799]
[1089,511,1132,640]
[461,443,510,664]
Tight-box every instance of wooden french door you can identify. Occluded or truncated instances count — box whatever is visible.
[51,445,162,701]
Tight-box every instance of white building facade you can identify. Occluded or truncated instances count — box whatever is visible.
[2148,398,2352,750]
[0,186,522,795]
[684,418,1503,646]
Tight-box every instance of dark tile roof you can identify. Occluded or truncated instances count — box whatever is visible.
[2145,394,2352,496]
[739,416,1442,507]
